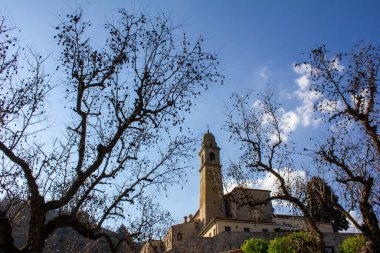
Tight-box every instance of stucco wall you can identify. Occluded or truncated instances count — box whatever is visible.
[201,220,274,237]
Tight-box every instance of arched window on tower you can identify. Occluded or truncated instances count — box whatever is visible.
[209,152,215,161]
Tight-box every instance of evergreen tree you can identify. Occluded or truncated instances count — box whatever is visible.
[306,177,349,232]
[116,224,128,239]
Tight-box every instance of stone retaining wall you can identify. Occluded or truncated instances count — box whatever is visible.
[166,231,357,253]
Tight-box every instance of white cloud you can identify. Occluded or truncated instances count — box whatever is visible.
[279,63,323,130]
[295,75,310,90]
[224,179,254,194]
[255,167,306,192]
[255,174,278,193]
[250,63,329,141]
[254,103,300,143]
[292,63,312,75]
[278,111,300,142]
[281,111,300,133]
[224,180,239,194]
[291,60,345,127]
[331,57,344,72]
[259,66,269,81]
[252,99,264,109]
[318,98,343,114]
[345,210,361,233]
[252,100,301,143]
[350,88,371,113]
[253,167,306,207]
[295,100,321,127]
[224,168,307,198]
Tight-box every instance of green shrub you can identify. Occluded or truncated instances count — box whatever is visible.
[268,231,318,253]
[339,235,366,253]
[267,235,293,253]
[242,238,269,253]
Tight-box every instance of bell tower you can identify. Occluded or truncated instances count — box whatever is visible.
[199,131,224,227]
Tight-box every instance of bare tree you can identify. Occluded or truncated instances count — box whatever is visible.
[0,9,222,253]
[224,92,325,253]
[301,44,380,252]
[225,43,380,253]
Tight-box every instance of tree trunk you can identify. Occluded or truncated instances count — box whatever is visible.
[314,231,325,253]
[364,232,380,253]
[304,218,324,253]
[26,197,46,253]
[302,210,325,253]
[360,197,380,253]
[0,212,19,253]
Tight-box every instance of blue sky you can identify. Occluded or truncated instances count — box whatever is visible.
[1,0,380,225]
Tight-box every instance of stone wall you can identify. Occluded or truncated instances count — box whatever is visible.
[167,232,273,253]
[323,233,360,252]
[166,231,358,253]
[224,189,273,221]
[219,250,242,253]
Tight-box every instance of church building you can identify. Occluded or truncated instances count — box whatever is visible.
[140,132,352,253]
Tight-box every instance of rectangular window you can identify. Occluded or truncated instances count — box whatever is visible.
[225,226,231,232]
[262,229,268,232]
[244,227,250,232]
[324,246,334,253]
[177,233,182,241]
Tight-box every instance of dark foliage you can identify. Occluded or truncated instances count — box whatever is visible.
[306,177,349,232]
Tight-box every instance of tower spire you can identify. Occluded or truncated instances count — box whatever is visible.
[199,131,224,227]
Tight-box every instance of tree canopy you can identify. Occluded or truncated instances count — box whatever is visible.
[224,43,380,253]
[339,235,366,253]
[268,232,319,253]
[242,238,269,253]
[0,10,223,253]
[306,177,349,232]
[305,44,379,252]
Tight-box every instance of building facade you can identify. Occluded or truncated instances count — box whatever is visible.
[140,132,355,253]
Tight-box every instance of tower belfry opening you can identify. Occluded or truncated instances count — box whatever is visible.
[209,152,215,161]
